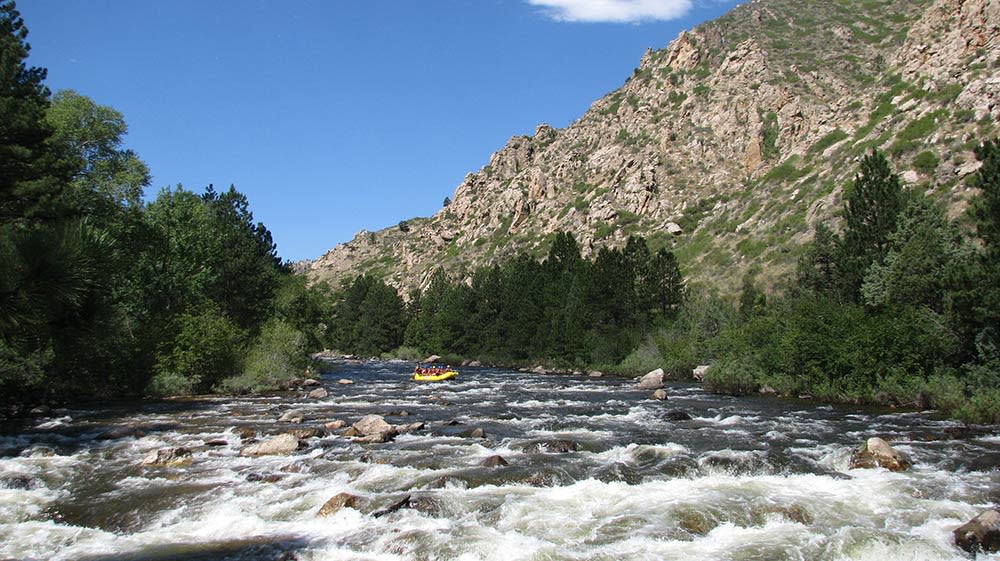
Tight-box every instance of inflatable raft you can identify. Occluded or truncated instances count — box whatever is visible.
[413,369,458,382]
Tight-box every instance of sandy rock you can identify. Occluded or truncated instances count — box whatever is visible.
[849,437,912,472]
[481,455,509,467]
[396,421,426,433]
[651,389,668,400]
[637,368,665,390]
[278,410,305,423]
[301,378,321,387]
[240,433,301,457]
[588,370,603,377]
[236,427,257,441]
[666,222,683,236]
[759,385,778,396]
[469,360,482,367]
[140,447,192,467]
[324,420,346,430]
[954,510,1000,554]
[337,379,354,385]
[692,365,710,382]
[308,388,329,399]
[351,415,398,443]
[531,365,547,374]
[286,428,324,439]
[901,170,920,183]
[460,427,486,439]
[371,495,412,518]
[423,355,441,364]
[316,492,362,517]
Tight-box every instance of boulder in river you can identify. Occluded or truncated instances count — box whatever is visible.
[423,354,441,364]
[351,415,398,443]
[521,439,579,453]
[651,389,668,400]
[954,509,1000,553]
[396,421,425,433]
[140,447,192,467]
[481,455,509,467]
[460,427,486,439]
[316,492,362,517]
[588,370,603,377]
[663,409,693,421]
[469,360,482,367]
[849,437,912,472]
[307,388,329,399]
[371,494,412,518]
[301,378,321,387]
[286,427,324,439]
[240,433,301,457]
[324,420,346,430]
[637,368,665,390]
[337,379,354,385]
[277,410,305,423]
[692,365,710,382]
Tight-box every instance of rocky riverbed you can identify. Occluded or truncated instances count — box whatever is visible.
[2,360,999,560]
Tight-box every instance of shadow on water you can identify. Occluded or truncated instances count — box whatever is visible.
[60,535,312,561]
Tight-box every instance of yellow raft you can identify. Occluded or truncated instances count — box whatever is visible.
[413,369,458,382]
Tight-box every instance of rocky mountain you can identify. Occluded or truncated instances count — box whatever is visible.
[309,0,999,294]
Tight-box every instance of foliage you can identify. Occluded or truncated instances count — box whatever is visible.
[219,319,307,394]
[149,309,246,396]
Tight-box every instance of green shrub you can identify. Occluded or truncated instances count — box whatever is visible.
[809,129,848,155]
[703,357,762,395]
[149,309,246,396]
[913,151,940,174]
[218,319,306,394]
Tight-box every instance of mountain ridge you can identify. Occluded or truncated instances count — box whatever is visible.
[309,0,999,294]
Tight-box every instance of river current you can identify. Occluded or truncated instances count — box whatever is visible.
[1,360,999,561]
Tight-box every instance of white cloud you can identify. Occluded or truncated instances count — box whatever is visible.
[527,0,693,23]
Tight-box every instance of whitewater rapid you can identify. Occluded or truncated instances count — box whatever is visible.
[1,360,998,560]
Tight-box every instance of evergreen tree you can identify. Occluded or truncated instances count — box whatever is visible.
[971,139,1000,259]
[840,149,905,300]
[648,247,684,318]
[796,223,842,297]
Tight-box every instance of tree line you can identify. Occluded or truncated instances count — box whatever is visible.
[327,232,685,367]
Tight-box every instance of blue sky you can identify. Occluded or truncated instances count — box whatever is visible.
[20,0,737,261]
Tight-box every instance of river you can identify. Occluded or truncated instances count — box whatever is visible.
[1,360,999,560]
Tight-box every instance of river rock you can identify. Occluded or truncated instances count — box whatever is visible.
[301,378,321,387]
[278,410,305,423]
[324,420,346,430]
[637,368,665,390]
[849,437,912,472]
[240,433,301,457]
[286,428,324,439]
[531,365,547,374]
[651,389,668,400]
[140,447,192,467]
[236,427,257,441]
[460,427,486,439]
[316,492,362,517]
[692,365,710,382]
[423,355,441,364]
[338,379,353,385]
[351,415,397,443]
[0,474,41,490]
[588,370,603,377]
[954,509,1000,553]
[307,388,329,399]
[664,409,693,421]
[245,472,283,483]
[481,455,509,467]
[469,360,482,367]
[204,439,228,447]
[759,385,778,395]
[396,421,425,433]
[96,425,147,440]
[521,439,579,453]
[371,494,412,518]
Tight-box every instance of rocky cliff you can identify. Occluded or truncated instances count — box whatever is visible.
[310,0,999,294]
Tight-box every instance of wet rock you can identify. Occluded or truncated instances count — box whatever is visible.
[236,427,257,441]
[286,428,324,439]
[444,420,464,426]
[637,368,665,390]
[396,421,425,433]
[301,378,321,387]
[469,360,482,367]
[651,389,668,400]
[371,494,412,518]
[521,439,579,453]
[407,494,443,515]
[593,462,642,485]
[140,447,193,467]
[308,388,329,399]
[676,509,718,536]
[459,427,486,439]
[280,462,307,473]
[240,433,301,457]
[324,420,346,430]
[531,365,547,374]
[277,410,305,424]
[337,379,354,385]
[849,437,912,472]
[692,365,710,382]
[955,510,1000,553]
[19,446,55,457]
[316,492,362,517]
[759,385,778,396]
[351,415,397,443]
[422,355,441,364]
[245,472,283,483]
[388,410,410,417]
[29,405,51,416]
[481,455,509,467]
[342,426,361,437]
[754,504,813,525]
[204,439,228,447]
[588,370,603,377]
[663,409,693,421]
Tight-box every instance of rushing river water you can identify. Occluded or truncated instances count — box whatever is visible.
[2,360,999,561]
